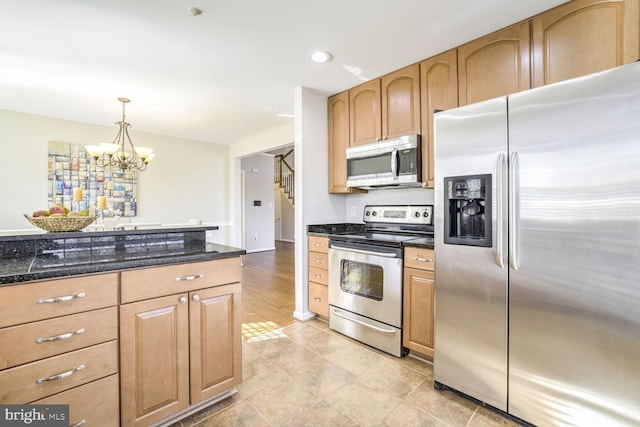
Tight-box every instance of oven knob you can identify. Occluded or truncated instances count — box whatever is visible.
[423,211,429,218]
[372,211,377,216]
[365,211,370,216]
[414,212,420,218]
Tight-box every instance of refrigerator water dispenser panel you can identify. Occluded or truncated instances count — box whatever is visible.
[444,174,492,247]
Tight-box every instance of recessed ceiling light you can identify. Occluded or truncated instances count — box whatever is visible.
[190,7,202,16]
[309,50,332,64]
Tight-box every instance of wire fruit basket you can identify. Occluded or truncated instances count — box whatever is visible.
[24,214,96,232]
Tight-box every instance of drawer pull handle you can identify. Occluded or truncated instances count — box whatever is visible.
[36,364,85,384]
[71,420,87,427]
[314,274,323,279]
[36,328,85,344]
[314,297,322,302]
[37,292,86,304]
[314,243,325,247]
[176,274,204,282]
[413,256,434,263]
[313,259,325,264]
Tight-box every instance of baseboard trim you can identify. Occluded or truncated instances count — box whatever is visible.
[245,246,276,253]
[278,238,295,243]
[293,310,316,321]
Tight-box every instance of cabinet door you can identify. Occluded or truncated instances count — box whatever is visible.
[532,0,640,87]
[350,79,382,146]
[120,294,190,427]
[458,21,531,105]
[328,91,352,193]
[189,283,242,403]
[381,64,421,139]
[403,267,435,359]
[420,50,458,188]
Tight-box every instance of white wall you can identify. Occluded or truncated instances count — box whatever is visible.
[0,109,233,243]
[279,193,295,242]
[241,153,275,252]
[293,87,347,321]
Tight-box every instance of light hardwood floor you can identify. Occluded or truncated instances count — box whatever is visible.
[174,241,520,426]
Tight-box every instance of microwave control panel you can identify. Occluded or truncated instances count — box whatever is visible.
[363,205,433,225]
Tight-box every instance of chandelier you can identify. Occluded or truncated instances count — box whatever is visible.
[85,97,155,171]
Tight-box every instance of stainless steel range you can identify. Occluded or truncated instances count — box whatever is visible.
[327,205,433,357]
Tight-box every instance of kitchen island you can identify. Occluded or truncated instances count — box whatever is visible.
[0,226,245,427]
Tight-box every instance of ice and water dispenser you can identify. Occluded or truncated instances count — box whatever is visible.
[443,174,492,247]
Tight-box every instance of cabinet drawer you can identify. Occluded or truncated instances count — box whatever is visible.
[309,282,329,318]
[309,266,328,285]
[308,252,328,269]
[404,247,435,271]
[0,273,118,328]
[121,257,242,303]
[33,374,119,427]
[308,236,329,253]
[0,307,118,369]
[0,340,118,403]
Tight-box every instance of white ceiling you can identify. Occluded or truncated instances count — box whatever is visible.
[0,0,568,145]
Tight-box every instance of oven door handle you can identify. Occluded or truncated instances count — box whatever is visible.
[330,245,398,258]
[330,308,397,335]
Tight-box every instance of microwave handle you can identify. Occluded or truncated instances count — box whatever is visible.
[391,148,398,180]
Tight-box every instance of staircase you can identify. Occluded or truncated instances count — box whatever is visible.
[274,149,294,206]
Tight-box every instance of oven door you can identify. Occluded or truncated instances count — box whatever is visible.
[328,242,402,328]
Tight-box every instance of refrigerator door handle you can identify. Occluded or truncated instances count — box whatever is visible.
[496,153,506,268]
[509,151,520,270]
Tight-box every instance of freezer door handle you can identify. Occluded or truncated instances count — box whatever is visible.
[509,151,520,270]
[496,153,506,268]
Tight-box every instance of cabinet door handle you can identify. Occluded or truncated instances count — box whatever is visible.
[179,296,187,304]
[36,364,85,384]
[71,420,87,427]
[37,292,86,304]
[36,328,85,344]
[175,274,204,282]
[192,294,200,302]
[314,297,322,302]
[314,274,323,279]
[413,256,434,263]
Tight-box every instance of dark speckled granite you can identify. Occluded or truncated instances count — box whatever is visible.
[307,223,365,236]
[402,237,435,249]
[0,226,245,285]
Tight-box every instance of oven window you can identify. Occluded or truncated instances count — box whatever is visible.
[339,259,383,301]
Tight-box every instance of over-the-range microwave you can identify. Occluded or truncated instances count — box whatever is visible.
[346,134,421,189]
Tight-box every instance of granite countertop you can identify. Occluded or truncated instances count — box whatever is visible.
[403,237,435,249]
[307,223,365,236]
[0,226,245,285]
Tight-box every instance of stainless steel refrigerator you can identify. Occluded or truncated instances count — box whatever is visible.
[433,62,640,426]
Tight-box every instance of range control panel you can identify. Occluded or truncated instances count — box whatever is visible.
[363,205,433,225]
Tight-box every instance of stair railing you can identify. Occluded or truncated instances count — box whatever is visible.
[274,150,294,205]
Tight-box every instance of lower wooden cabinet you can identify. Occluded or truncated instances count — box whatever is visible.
[120,260,242,427]
[403,247,435,359]
[308,236,329,319]
[33,374,120,427]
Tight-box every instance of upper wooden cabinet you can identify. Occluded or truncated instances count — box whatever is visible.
[381,64,421,140]
[328,91,352,194]
[350,64,420,146]
[458,22,531,106]
[532,0,640,87]
[350,79,381,146]
[419,50,458,188]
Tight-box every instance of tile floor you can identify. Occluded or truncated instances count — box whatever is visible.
[172,318,521,426]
